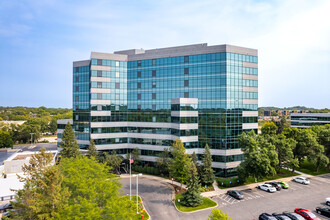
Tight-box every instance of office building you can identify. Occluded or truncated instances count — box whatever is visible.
[291,113,330,128]
[57,43,258,177]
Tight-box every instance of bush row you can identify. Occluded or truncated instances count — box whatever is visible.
[133,165,160,176]
[216,177,242,188]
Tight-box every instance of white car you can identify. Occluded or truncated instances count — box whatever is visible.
[257,184,277,193]
[326,197,330,206]
[292,176,310,185]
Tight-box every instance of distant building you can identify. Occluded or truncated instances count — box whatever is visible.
[290,113,330,128]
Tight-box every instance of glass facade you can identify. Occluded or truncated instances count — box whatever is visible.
[69,44,258,177]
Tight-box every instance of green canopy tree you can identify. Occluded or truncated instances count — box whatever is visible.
[261,122,278,135]
[201,144,215,186]
[102,150,123,173]
[0,130,14,148]
[58,156,135,219]
[131,147,141,165]
[49,118,58,134]
[170,139,191,186]
[208,209,231,220]
[60,122,80,158]
[156,148,171,176]
[308,143,329,173]
[87,138,98,159]
[181,161,203,207]
[311,125,330,167]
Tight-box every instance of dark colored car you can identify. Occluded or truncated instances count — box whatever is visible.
[315,207,330,217]
[283,212,305,220]
[226,190,244,200]
[294,208,320,220]
[272,213,291,220]
[265,182,282,191]
[259,213,277,220]
[0,202,13,213]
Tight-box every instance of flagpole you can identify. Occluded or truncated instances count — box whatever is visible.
[129,153,131,201]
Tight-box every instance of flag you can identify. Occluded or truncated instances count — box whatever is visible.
[129,158,134,164]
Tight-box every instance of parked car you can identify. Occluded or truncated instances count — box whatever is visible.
[292,177,310,185]
[294,208,320,220]
[226,190,244,200]
[265,182,282,191]
[259,213,277,220]
[272,213,291,220]
[326,197,330,206]
[277,181,289,189]
[0,202,13,213]
[315,207,330,217]
[257,184,277,193]
[282,212,305,220]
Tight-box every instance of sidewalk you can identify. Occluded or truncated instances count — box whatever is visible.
[201,172,314,198]
[120,174,187,189]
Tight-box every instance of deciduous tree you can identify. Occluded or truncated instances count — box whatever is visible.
[170,139,190,185]
[156,148,171,176]
[261,122,278,135]
[208,209,231,220]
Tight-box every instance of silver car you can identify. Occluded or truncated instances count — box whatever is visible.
[292,176,310,185]
[257,184,277,193]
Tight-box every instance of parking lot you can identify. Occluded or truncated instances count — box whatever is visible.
[212,174,330,219]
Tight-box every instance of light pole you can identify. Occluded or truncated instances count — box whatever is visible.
[132,173,142,214]
[29,133,34,147]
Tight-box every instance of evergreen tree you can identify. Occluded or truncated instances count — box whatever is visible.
[87,138,98,159]
[201,144,215,186]
[169,139,190,186]
[60,122,80,158]
[191,151,198,169]
[181,161,203,207]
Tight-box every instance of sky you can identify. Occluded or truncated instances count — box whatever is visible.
[0,0,329,109]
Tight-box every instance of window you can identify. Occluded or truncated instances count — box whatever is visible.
[97,70,102,77]
[97,82,102,88]
[137,60,141,67]
[115,72,120,78]
[152,59,156,65]
[152,104,156,111]
[184,92,189,98]
[137,71,141,78]
[152,70,156,77]
[97,93,102,100]
[115,83,120,89]
[184,80,189,87]
[152,93,156,99]
[75,105,79,110]
[75,76,79,82]
[152,81,156,88]
[138,94,141,100]
[137,105,141,110]
[75,96,79,101]
[75,115,79,120]
[184,56,189,63]
[75,67,79,72]
[184,68,189,75]
[137,82,141,89]
[115,61,119,67]
[115,94,120,100]
[97,105,102,111]
[75,86,79,92]
[97,59,102,65]
[115,105,119,111]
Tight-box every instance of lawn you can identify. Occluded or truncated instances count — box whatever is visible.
[216,168,299,189]
[297,159,330,176]
[174,194,217,212]
[128,195,150,220]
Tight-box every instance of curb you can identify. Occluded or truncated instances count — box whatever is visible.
[138,195,152,220]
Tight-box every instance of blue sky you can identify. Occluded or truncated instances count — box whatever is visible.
[0,0,329,108]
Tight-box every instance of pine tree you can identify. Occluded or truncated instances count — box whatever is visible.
[201,144,215,186]
[60,122,80,158]
[87,138,98,159]
[181,161,203,207]
[169,139,190,186]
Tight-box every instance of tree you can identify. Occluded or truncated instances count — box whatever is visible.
[238,131,278,182]
[0,130,14,148]
[261,122,278,135]
[102,151,123,173]
[12,148,70,219]
[201,144,215,186]
[87,138,98,159]
[169,139,191,186]
[49,118,58,134]
[275,116,289,134]
[18,124,41,143]
[311,125,330,167]
[293,129,319,164]
[156,148,171,176]
[131,147,141,165]
[308,144,329,173]
[58,157,135,219]
[208,209,231,220]
[25,117,50,133]
[181,161,203,207]
[60,122,80,158]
